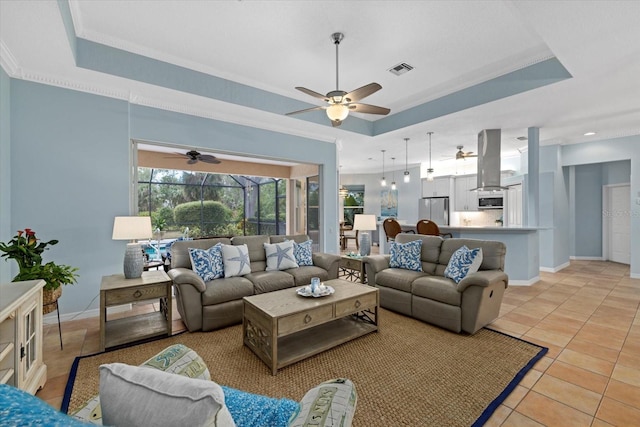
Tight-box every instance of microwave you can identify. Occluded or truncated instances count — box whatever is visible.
[478,196,503,209]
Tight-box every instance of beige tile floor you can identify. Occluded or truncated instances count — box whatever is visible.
[37,255,640,426]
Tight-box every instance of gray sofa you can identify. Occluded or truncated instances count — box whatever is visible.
[364,233,508,334]
[168,234,340,332]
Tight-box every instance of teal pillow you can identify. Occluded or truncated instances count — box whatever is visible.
[292,239,313,266]
[0,383,91,426]
[444,245,483,283]
[389,239,423,272]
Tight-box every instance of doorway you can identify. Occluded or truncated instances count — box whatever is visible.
[603,184,631,264]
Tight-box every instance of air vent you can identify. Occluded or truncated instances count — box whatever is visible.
[388,63,414,76]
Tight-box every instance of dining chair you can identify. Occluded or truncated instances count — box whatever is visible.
[383,218,414,242]
[416,219,452,238]
[340,222,359,250]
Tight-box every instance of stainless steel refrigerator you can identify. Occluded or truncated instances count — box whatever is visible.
[418,197,450,225]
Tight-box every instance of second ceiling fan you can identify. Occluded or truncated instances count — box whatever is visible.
[286,32,390,127]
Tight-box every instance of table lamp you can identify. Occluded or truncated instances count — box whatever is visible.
[112,216,153,279]
[353,214,377,256]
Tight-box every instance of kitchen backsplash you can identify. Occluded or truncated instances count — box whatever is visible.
[451,209,503,226]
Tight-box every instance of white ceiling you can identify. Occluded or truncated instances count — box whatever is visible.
[1,1,639,175]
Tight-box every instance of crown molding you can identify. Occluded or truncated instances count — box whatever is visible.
[0,40,21,77]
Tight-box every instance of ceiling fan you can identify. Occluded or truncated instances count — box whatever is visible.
[455,146,478,160]
[285,32,391,127]
[169,150,221,165]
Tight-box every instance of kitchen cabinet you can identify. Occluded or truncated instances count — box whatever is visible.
[454,175,478,211]
[422,177,451,198]
[0,280,47,394]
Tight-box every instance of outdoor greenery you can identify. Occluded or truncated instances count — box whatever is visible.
[138,168,287,238]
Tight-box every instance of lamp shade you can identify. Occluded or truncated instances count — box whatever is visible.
[353,214,377,231]
[112,216,153,240]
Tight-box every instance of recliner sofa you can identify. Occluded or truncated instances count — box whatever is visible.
[364,233,508,334]
[168,234,340,332]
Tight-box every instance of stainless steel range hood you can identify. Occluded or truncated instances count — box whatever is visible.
[473,129,507,191]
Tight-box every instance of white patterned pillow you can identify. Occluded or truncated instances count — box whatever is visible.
[444,245,483,284]
[389,239,423,272]
[288,378,357,427]
[222,244,252,278]
[264,240,299,271]
[188,243,224,282]
[292,239,313,266]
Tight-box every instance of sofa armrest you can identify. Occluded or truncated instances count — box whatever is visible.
[312,252,341,279]
[456,270,508,293]
[168,268,206,293]
[363,255,390,276]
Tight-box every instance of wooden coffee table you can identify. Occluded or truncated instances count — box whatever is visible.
[242,278,378,375]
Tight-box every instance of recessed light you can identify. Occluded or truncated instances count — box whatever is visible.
[584,132,596,136]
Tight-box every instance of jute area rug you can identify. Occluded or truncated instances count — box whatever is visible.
[64,309,546,427]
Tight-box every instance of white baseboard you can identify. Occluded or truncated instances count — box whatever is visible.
[43,304,132,325]
[569,256,605,261]
[508,276,540,286]
[631,272,640,279]
[540,262,570,273]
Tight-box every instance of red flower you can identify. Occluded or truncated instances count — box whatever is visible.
[17,230,24,237]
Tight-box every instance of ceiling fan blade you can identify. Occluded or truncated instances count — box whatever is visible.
[344,83,382,103]
[285,106,326,116]
[198,155,221,164]
[295,87,329,101]
[187,158,198,165]
[348,103,390,115]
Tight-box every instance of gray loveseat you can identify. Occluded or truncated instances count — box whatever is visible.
[364,233,508,334]
[168,234,340,332]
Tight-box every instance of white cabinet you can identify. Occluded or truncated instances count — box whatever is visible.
[507,184,523,226]
[454,175,478,211]
[0,280,47,394]
[422,177,451,198]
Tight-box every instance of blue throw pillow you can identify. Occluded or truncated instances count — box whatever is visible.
[222,385,299,427]
[188,243,224,282]
[0,383,90,426]
[292,239,313,266]
[444,245,484,284]
[389,239,423,272]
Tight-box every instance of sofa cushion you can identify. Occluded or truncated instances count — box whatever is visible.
[170,238,232,269]
[389,239,423,271]
[395,234,443,274]
[99,363,236,427]
[188,243,224,281]
[202,277,255,305]
[375,268,427,293]
[444,246,483,284]
[232,235,269,272]
[222,244,252,278]
[245,270,295,294]
[292,239,314,266]
[284,265,330,286]
[412,276,462,306]
[264,240,299,271]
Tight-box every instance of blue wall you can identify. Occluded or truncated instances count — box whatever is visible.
[4,79,338,315]
[574,164,605,257]
[0,68,10,283]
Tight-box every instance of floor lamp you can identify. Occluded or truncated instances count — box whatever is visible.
[353,214,377,256]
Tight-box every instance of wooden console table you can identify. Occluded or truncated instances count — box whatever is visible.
[100,270,172,351]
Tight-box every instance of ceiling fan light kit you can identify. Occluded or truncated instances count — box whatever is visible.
[286,32,390,126]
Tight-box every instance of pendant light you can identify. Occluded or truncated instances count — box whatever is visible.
[391,157,397,190]
[380,150,387,187]
[403,138,410,183]
[426,132,435,182]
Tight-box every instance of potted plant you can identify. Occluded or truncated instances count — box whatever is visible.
[0,228,79,314]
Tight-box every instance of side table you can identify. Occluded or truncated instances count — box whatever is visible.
[100,270,172,351]
[339,256,366,283]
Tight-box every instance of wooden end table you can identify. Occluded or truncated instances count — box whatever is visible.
[339,255,366,283]
[100,270,172,351]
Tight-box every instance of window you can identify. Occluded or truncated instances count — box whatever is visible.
[343,185,364,226]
